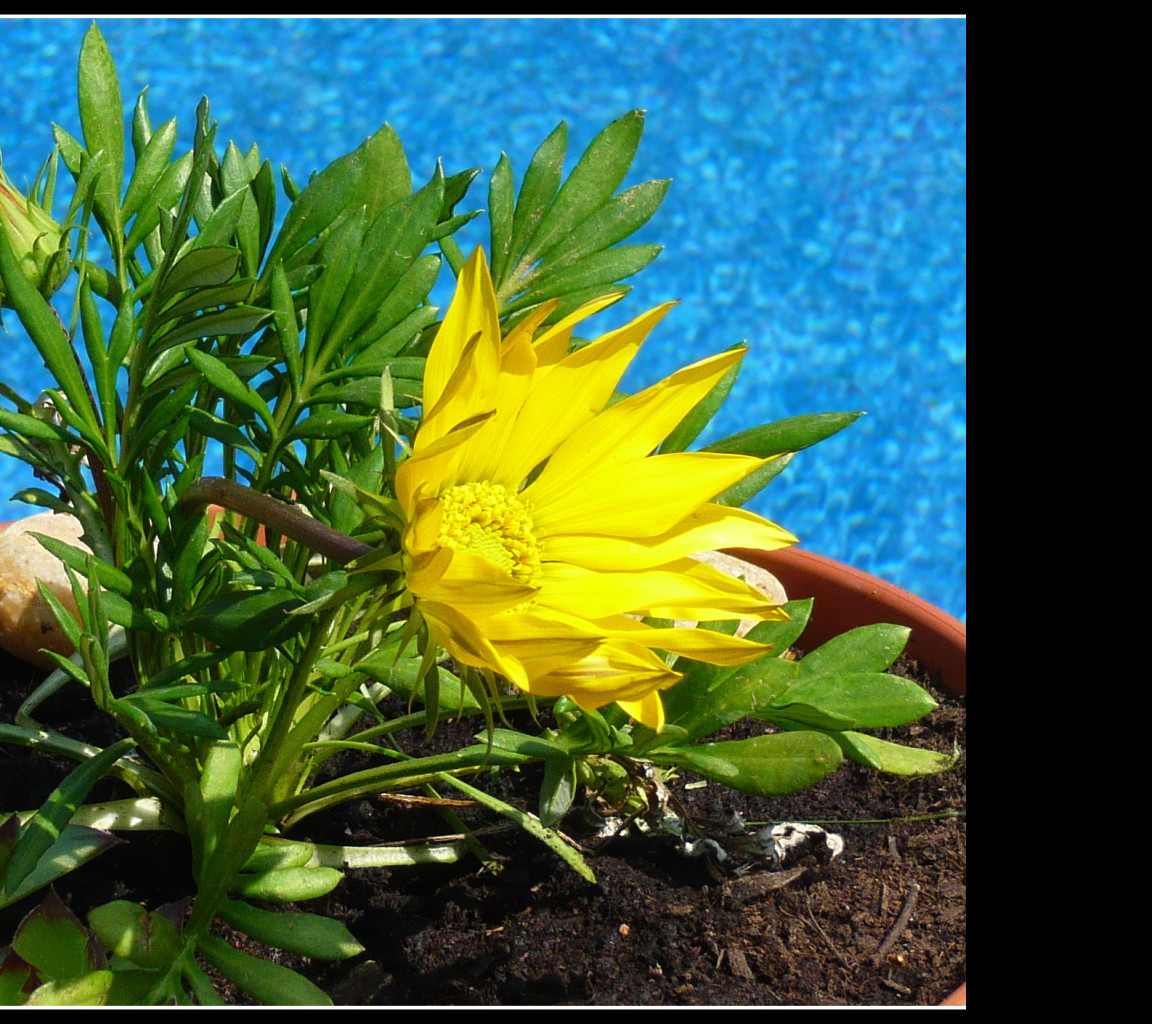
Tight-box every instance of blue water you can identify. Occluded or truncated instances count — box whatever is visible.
[1,17,966,622]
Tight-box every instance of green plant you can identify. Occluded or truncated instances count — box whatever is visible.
[0,25,951,1005]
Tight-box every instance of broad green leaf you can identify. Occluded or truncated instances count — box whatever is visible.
[12,890,99,981]
[769,671,936,730]
[656,731,843,797]
[798,623,910,676]
[24,972,114,1007]
[88,901,182,970]
[834,732,958,775]
[539,754,578,828]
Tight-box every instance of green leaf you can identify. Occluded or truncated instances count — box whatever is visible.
[503,121,567,290]
[87,901,182,971]
[705,411,865,459]
[156,246,242,306]
[196,933,332,1006]
[1,739,136,899]
[834,732,958,775]
[661,344,744,454]
[121,115,177,222]
[219,899,364,961]
[11,889,100,981]
[436,771,596,884]
[521,109,646,272]
[798,623,911,676]
[185,345,273,426]
[261,122,411,282]
[179,589,308,651]
[657,731,843,797]
[0,825,122,912]
[770,672,936,731]
[0,230,98,433]
[24,972,115,1007]
[504,244,662,312]
[232,866,344,903]
[285,411,375,442]
[539,754,578,828]
[77,24,124,230]
[114,698,228,740]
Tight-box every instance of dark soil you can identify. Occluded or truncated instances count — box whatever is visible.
[1,648,965,1007]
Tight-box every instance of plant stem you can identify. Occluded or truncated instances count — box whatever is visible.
[180,476,372,564]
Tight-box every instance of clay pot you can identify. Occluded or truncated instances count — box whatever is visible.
[730,545,966,1008]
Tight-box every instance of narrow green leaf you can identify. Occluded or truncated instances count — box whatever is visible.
[661,343,744,453]
[705,411,865,458]
[196,933,332,1006]
[2,739,136,898]
[436,772,596,884]
[520,109,646,269]
[286,411,375,442]
[77,24,124,227]
[232,866,344,903]
[488,152,516,283]
[179,589,307,651]
[503,121,567,287]
[219,899,364,961]
[156,246,241,304]
[186,346,273,426]
[122,115,177,221]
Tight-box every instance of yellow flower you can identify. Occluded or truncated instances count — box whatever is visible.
[396,248,797,731]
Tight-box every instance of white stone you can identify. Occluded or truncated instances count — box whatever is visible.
[683,550,788,637]
[0,512,91,670]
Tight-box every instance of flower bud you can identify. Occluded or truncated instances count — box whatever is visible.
[0,159,70,307]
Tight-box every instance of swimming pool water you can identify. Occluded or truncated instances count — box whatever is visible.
[1,17,966,622]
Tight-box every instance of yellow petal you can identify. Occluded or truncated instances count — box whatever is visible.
[616,692,665,732]
[540,558,788,621]
[422,248,501,418]
[530,451,773,540]
[542,503,797,570]
[527,347,745,507]
[498,302,675,487]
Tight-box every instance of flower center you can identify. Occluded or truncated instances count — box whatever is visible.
[437,482,541,584]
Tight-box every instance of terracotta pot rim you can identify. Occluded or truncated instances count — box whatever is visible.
[728,545,966,698]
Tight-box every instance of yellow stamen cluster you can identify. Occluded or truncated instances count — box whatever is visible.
[437,482,541,584]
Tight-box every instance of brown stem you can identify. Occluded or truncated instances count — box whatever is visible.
[180,476,372,565]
